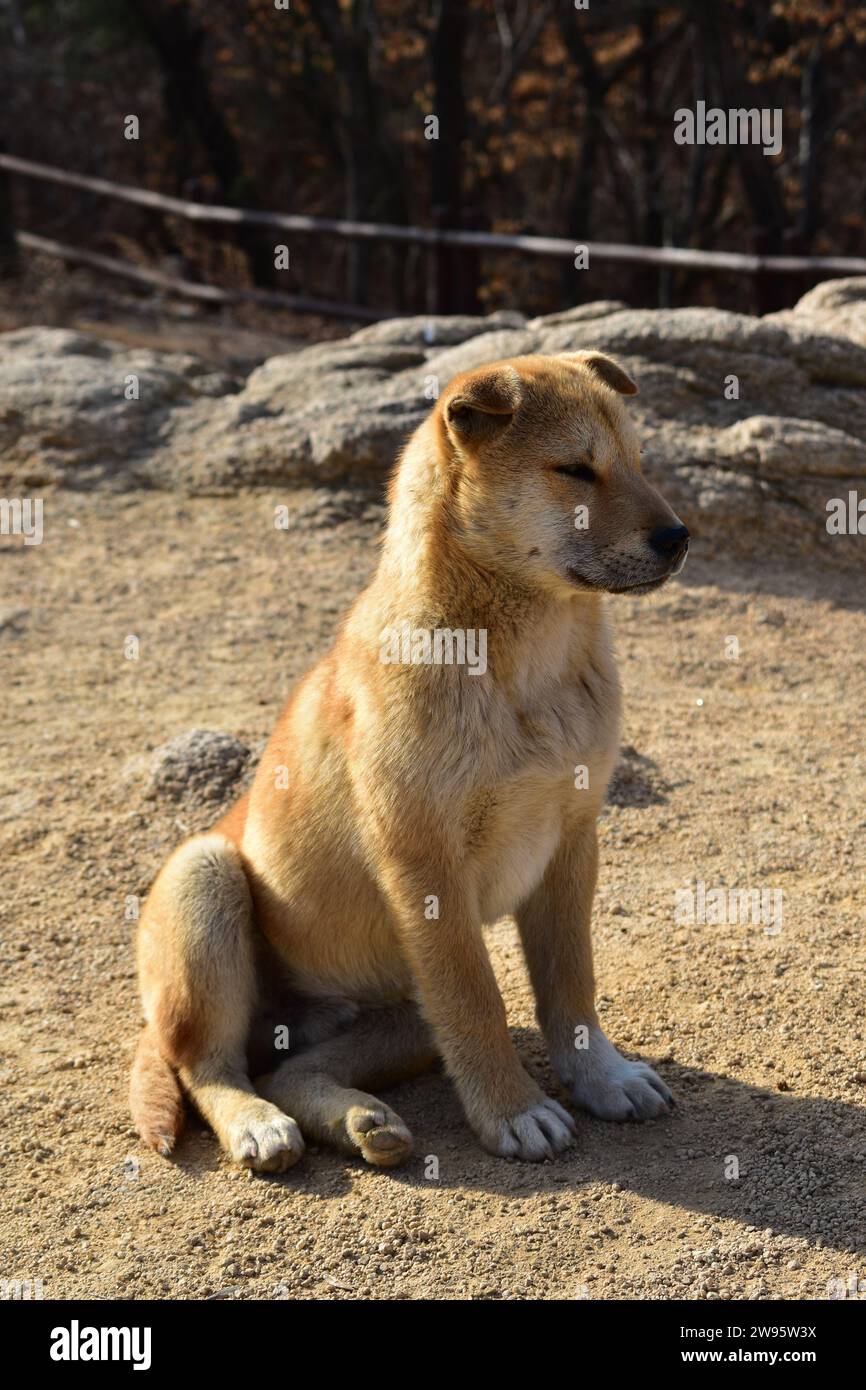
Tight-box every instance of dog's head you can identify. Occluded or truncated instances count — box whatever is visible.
[437,352,688,597]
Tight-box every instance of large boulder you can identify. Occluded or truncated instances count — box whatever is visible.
[0,327,238,490]
[1,284,865,548]
[768,276,866,347]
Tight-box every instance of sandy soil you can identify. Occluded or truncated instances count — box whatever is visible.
[1,488,864,1301]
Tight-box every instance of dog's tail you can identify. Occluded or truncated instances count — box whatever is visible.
[129,1024,185,1157]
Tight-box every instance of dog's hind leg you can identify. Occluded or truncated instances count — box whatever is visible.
[133,833,303,1172]
[256,1002,437,1168]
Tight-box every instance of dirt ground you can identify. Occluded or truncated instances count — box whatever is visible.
[1,483,864,1302]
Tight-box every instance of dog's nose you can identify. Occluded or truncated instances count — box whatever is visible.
[648,524,689,559]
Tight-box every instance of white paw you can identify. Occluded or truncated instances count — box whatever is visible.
[565,1028,673,1121]
[482,1095,576,1162]
[226,1101,304,1173]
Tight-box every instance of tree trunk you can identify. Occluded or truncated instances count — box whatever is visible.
[429,0,476,314]
[701,6,788,309]
[311,0,407,307]
[130,0,276,287]
[798,41,825,247]
[556,11,605,305]
[0,157,18,280]
[636,2,664,305]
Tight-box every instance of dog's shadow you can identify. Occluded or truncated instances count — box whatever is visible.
[172,1046,864,1256]
[302,1051,864,1254]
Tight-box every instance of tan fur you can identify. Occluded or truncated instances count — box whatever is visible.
[131,351,688,1169]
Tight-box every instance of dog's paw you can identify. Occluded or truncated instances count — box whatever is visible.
[480,1095,575,1162]
[344,1102,414,1168]
[225,1101,305,1173]
[565,1028,673,1121]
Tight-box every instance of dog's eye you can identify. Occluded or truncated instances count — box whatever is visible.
[554,462,596,482]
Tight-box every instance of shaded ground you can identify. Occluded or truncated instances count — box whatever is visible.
[0,489,864,1301]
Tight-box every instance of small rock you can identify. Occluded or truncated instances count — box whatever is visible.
[146,729,251,805]
[755,608,787,627]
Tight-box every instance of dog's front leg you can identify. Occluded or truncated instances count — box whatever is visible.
[379,853,574,1161]
[516,819,673,1120]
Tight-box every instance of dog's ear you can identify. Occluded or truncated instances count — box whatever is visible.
[559,351,638,396]
[443,365,523,444]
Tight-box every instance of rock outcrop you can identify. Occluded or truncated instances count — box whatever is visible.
[2,281,865,545]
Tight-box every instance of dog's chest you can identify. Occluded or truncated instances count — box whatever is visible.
[472,781,563,921]
[465,675,618,922]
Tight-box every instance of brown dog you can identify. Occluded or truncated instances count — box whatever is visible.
[130,350,688,1171]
